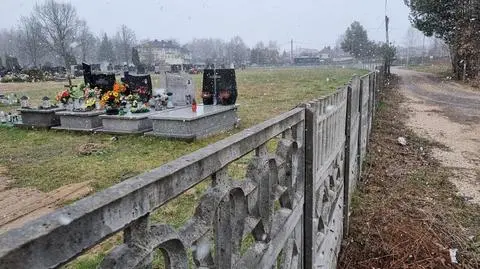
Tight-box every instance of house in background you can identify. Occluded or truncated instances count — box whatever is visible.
[293,48,321,65]
[136,40,192,67]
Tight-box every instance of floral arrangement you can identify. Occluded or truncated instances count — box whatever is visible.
[55,83,91,110]
[121,94,148,113]
[125,94,137,102]
[83,86,102,110]
[135,86,149,102]
[84,98,96,110]
[113,82,127,94]
[124,94,141,107]
[83,86,101,99]
[100,82,127,109]
[56,89,71,104]
[69,84,84,100]
[100,90,121,108]
[131,106,150,113]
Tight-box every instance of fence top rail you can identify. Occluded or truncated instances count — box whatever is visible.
[360,73,370,80]
[0,107,305,264]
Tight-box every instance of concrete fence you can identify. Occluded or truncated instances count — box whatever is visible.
[0,69,383,269]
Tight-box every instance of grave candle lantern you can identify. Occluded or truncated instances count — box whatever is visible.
[42,96,51,109]
[20,96,30,108]
[166,92,174,108]
[0,111,6,123]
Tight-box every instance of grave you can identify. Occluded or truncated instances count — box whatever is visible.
[51,78,105,132]
[15,107,64,128]
[146,104,239,141]
[51,110,104,132]
[96,111,158,134]
[146,68,239,141]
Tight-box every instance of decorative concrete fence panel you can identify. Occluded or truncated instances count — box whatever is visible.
[304,88,347,269]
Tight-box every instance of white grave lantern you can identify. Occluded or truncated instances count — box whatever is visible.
[42,96,51,109]
[0,111,6,123]
[20,96,29,108]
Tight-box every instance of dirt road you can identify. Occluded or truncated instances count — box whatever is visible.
[395,68,480,204]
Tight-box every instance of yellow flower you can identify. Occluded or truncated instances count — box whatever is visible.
[85,98,96,107]
[113,92,119,97]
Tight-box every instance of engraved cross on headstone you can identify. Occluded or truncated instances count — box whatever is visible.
[210,70,221,105]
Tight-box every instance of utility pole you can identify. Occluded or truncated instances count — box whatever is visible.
[385,0,389,45]
[422,35,425,65]
[385,0,390,74]
[291,39,294,64]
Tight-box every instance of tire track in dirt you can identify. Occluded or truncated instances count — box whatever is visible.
[395,68,480,204]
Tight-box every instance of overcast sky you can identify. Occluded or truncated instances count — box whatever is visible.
[0,0,413,50]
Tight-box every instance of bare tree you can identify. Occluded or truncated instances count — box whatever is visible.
[185,38,228,65]
[0,29,20,63]
[138,41,155,66]
[404,27,423,66]
[17,15,46,67]
[115,25,136,65]
[226,36,248,66]
[76,20,95,63]
[97,33,116,64]
[34,0,79,67]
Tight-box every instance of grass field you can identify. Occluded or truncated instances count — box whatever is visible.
[0,67,366,268]
[0,68,364,192]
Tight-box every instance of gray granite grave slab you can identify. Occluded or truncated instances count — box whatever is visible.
[165,73,195,106]
[146,104,239,141]
[97,111,157,134]
[15,107,65,128]
[52,110,104,132]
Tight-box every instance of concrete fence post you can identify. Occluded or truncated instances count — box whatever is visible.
[342,86,353,237]
[303,100,317,269]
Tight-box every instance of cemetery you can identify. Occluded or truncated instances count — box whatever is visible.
[3,64,240,140]
[0,67,360,191]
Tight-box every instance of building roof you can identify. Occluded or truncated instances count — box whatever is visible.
[146,39,180,49]
[138,39,190,54]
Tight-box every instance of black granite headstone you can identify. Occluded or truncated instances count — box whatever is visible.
[82,63,116,93]
[121,72,153,102]
[202,69,237,105]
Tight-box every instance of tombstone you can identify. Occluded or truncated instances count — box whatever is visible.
[202,69,237,105]
[82,63,116,93]
[165,73,195,106]
[121,72,153,102]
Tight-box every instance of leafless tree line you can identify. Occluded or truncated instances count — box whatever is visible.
[0,0,285,70]
[0,0,136,69]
